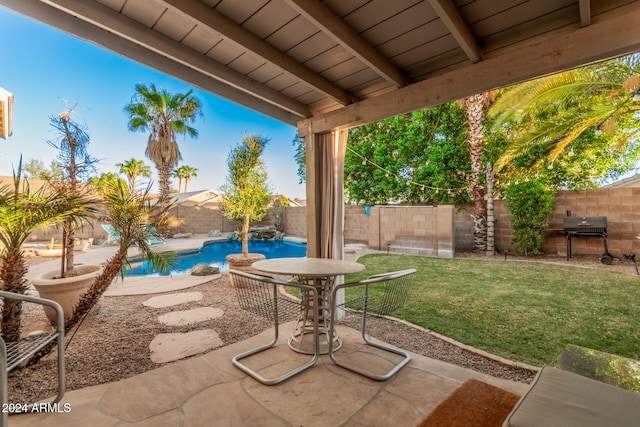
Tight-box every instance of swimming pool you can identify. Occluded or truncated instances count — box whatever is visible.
[124,239,307,276]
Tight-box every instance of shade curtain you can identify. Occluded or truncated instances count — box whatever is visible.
[306,130,346,260]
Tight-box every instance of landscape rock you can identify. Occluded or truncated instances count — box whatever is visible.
[190,263,220,276]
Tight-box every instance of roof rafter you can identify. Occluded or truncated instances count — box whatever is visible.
[159,0,357,106]
[1,0,303,125]
[579,0,591,27]
[299,4,640,135]
[38,0,311,118]
[428,0,483,63]
[282,0,408,88]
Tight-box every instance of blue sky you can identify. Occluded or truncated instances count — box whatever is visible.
[0,7,306,199]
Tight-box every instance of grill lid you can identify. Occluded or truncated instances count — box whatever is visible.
[564,216,607,233]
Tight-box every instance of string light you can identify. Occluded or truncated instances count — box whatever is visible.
[346,146,461,193]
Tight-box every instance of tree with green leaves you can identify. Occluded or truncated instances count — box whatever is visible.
[0,159,94,342]
[220,134,272,257]
[505,177,556,256]
[90,172,126,198]
[21,158,64,181]
[124,83,203,202]
[344,104,471,205]
[489,54,640,184]
[116,157,152,192]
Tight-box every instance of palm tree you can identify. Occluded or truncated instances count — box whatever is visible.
[116,157,152,192]
[0,160,93,342]
[180,165,198,192]
[124,83,203,203]
[47,109,99,278]
[172,168,183,193]
[463,93,490,253]
[489,54,640,172]
[28,179,176,364]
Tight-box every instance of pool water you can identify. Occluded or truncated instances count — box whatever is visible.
[125,239,307,276]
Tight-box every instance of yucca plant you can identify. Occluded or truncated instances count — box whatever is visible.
[0,159,95,342]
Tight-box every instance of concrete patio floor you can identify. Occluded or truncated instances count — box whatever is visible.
[9,323,529,427]
[15,236,529,426]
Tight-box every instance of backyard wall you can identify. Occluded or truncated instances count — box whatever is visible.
[25,187,640,260]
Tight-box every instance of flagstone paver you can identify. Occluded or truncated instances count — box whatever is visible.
[157,307,224,326]
[149,329,223,363]
[142,292,203,308]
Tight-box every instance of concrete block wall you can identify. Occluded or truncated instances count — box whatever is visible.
[367,205,455,258]
[282,206,307,238]
[25,186,640,260]
[344,205,369,243]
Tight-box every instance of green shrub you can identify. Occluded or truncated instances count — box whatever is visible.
[505,178,556,255]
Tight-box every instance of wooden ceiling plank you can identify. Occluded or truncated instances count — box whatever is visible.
[158,0,356,106]
[282,0,409,87]
[37,0,311,118]
[298,3,640,135]
[428,0,483,62]
[0,0,302,125]
[579,0,591,27]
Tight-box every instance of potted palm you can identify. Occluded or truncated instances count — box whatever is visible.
[220,134,272,271]
[28,179,175,364]
[0,159,92,342]
[30,109,102,323]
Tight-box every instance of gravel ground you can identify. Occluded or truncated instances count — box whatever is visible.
[9,251,636,404]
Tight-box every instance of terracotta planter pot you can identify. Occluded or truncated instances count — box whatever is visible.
[31,264,102,325]
[226,253,266,287]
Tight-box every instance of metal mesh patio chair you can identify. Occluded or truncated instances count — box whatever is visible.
[329,268,416,381]
[229,269,319,385]
[0,290,65,423]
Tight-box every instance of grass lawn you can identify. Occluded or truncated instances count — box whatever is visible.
[344,253,640,367]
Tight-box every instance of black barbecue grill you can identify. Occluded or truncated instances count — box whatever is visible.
[564,216,612,265]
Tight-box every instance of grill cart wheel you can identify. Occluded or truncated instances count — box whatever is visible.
[601,254,613,265]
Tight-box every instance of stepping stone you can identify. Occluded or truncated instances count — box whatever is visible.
[143,292,203,308]
[149,329,223,363]
[158,307,224,326]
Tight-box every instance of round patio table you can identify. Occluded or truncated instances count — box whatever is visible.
[252,257,364,355]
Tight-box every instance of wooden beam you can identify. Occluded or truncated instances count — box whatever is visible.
[282,0,408,88]
[0,0,303,126]
[159,0,357,106]
[297,3,640,136]
[579,0,591,27]
[428,0,483,63]
[36,0,311,119]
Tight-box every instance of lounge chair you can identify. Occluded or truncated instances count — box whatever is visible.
[143,225,165,245]
[101,224,120,245]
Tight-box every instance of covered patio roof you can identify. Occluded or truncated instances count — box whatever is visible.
[3,0,640,257]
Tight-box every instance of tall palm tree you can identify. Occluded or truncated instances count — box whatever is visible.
[489,54,640,171]
[463,93,489,253]
[116,157,152,192]
[124,83,202,203]
[0,161,93,342]
[172,168,183,193]
[180,165,198,192]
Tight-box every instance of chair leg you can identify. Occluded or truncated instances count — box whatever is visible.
[329,293,411,381]
[233,299,320,386]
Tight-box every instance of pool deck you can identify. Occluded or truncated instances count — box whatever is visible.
[26,235,256,296]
